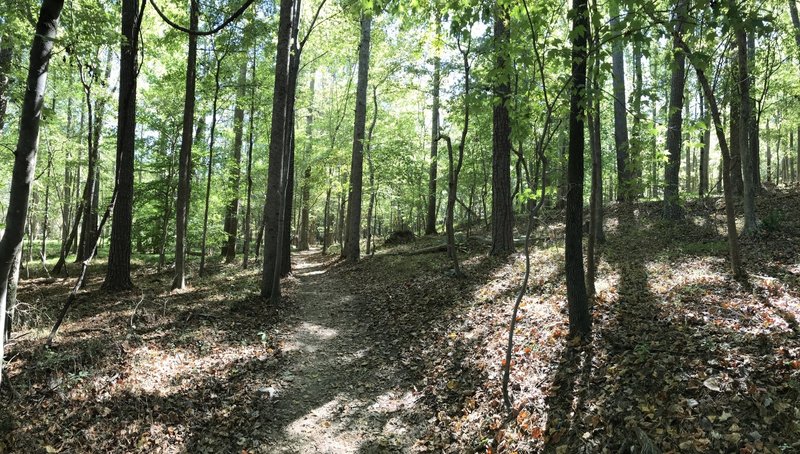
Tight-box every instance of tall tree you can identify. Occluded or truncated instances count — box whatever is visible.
[662,0,688,220]
[260,0,294,298]
[242,46,257,269]
[103,0,142,290]
[609,0,633,205]
[343,11,373,263]
[172,0,199,290]
[490,2,514,256]
[224,61,248,263]
[0,0,64,386]
[298,76,314,252]
[565,0,591,338]
[732,0,757,234]
[425,16,441,236]
[199,47,227,277]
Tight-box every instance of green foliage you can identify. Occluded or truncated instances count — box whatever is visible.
[761,209,784,233]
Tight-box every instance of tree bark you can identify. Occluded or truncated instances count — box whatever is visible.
[789,0,800,60]
[733,0,757,234]
[298,76,315,252]
[103,0,141,291]
[631,40,644,198]
[491,3,515,256]
[663,0,688,220]
[587,24,603,297]
[172,0,199,290]
[365,87,378,256]
[425,17,441,236]
[699,91,710,197]
[0,44,11,130]
[200,51,225,277]
[343,12,373,263]
[674,18,745,279]
[609,0,632,205]
[565,0,591,338]
[224,61,247,263]
[729,61,744,197]
[0,0,63,386]
[260,0,294,298]
[242,49,256,269]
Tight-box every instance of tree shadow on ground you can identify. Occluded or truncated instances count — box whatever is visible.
[2,241,511,453]
[542,214,800,452]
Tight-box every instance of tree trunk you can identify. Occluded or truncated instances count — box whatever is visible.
[565,0,591,338]
[322,180,332,253]
[631,40,644,198]
[242,49,256,269]
[729,62,744,197]
[172,0,199,290]
[609,0,632,205]
[365,87,378,256]
[676,21,745,279]
[733,0,757,234]
[789,0,800,60]
[491,4,515,256]
[343,12,372,263]
[280,19,303,277]
[260,0,294,299]
[587,27,603,297]
[699,91,711,197]
[200,52,225,277]
[41,150,52,261]
[298,76,315,252]
[0,44,11,130]
[0,0,63,386]
[224,61,247,263]
[747,32,761,189]
[158,137,177,271]
[663,0,688,220]
[425,17,441,236]
[103,0,140,291]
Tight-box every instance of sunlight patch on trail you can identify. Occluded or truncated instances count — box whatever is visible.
[282,391,418,453]
[281,322,338,354]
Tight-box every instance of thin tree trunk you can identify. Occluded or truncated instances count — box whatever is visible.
[699,91,710,197]
[322,180,332,253]
[172,0,199,290]
[242,49,257,269]
[200,52,225,277]
[587,23,603,297]
[298,76,315,252]
[0,44,11,130]
[733,0,757,234]
[224,61,248,263]
[674,20,745,279]
[609,0,632,205]
[425,17,441,236]
[158,138,177,271]
[365,87,378,256]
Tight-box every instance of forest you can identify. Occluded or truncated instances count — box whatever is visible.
[1,0,800,451]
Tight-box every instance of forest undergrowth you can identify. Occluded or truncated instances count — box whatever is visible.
[1,190,799,453]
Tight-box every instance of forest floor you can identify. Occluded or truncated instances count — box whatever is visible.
[2,189,800,453]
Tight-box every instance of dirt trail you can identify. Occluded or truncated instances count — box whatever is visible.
[257,249,427,453]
